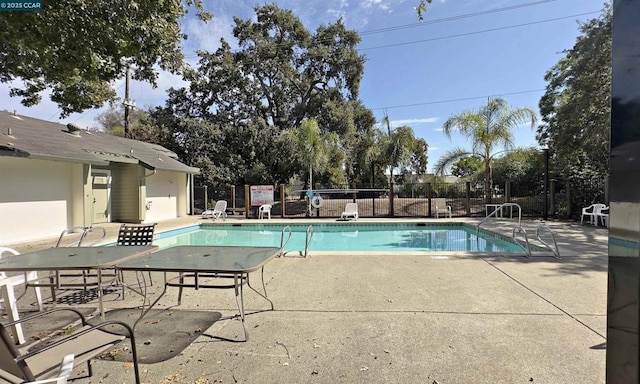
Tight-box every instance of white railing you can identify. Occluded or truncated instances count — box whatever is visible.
[279,225,292,257]
[304,225,314,258]
[535,225,561,259]
[476,203,522,237]
[511,227,532,257]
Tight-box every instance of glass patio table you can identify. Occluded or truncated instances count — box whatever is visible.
[0,246,156,321]
[116,245,281,341]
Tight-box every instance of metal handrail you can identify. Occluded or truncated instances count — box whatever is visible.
[512,227,532,257]
[50,226,111,300]
[56,226,107,248]
[304,225,314,258]
[78,226,107,247]
[55,226,89,248]
[535,225,561,259]
[279,225,292,257]
[476,202,523,237]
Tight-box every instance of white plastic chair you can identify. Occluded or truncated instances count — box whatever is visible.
[431,198,452,218]
[581,203,606,225]
[24,354,74,384]
[258,204,272,219]
[0,247,44,345]
[202,200,228,220]
[595,206,610,228]
[340,203,359,221]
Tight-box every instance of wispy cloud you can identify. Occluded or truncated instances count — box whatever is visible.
[182,12,239,55]
[283,0,403,29]
[390,117,439,126]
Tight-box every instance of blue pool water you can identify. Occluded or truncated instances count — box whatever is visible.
[154,223,528,253]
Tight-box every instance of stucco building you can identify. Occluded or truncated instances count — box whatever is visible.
[0,111,199,244]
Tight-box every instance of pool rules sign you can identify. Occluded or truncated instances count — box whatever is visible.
[250,185,274,206]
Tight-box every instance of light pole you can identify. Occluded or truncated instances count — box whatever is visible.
[543,148,549,220]
[306,150,313,217]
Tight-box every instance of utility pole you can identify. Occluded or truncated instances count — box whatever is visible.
[124,67,130,138]
[123,66,136,138]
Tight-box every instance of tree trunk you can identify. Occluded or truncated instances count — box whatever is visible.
[484,162,492,204]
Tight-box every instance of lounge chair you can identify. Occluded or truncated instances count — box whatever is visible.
[0,307,141,383]
[340,203,359,221]
[431,198,452,218]
[117,223,156,284]
[581,203,606,225]
[0,247,44,345]
[117,223,156,246]
[202,200,228,220]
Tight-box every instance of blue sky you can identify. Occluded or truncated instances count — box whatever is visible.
[0,0,607,172]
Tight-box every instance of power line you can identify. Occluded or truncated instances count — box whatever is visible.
[360,12,600,51]
[359,0,556,35]
[183,2,588,59]
[370,89,546,111]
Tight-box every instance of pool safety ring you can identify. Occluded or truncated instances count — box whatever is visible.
[311,195,324,208]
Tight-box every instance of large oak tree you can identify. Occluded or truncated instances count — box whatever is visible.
[163,4,376,188]
[0,0,211,117]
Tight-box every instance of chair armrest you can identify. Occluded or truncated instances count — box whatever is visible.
[16,319,136,362]
[2,307,88,328]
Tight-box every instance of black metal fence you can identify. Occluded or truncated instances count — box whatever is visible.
[194,185,246,215]
[193,185,207,214]
[194,180,561,219]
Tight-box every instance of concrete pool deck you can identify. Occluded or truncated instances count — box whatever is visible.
[2,215,608,383]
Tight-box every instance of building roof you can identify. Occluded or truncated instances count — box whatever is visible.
[0,111,199,174]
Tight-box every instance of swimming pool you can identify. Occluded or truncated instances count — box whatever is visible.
[154,223,531,253]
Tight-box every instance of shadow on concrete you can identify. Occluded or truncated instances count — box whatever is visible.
[93,308,221,364]
[481,254,608,276]
[45,286,123,306]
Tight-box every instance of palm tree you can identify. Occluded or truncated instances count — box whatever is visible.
[380,116,424,182]
[434,97,537,200]
[295,119,326,189]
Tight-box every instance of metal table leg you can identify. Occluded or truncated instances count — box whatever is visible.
[234,273,249,341]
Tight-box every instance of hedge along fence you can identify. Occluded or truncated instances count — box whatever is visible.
[195,180,560,219]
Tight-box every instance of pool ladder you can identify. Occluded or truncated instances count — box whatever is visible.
[475,204,560,258]
[511,225,560,259]
[303,225,313,258]
[535,225,561,259]
[280,225,292,257]
[279,225,314,258]
[511,227,531,257]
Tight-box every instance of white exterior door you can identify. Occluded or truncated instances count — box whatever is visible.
[92,171,111,224]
